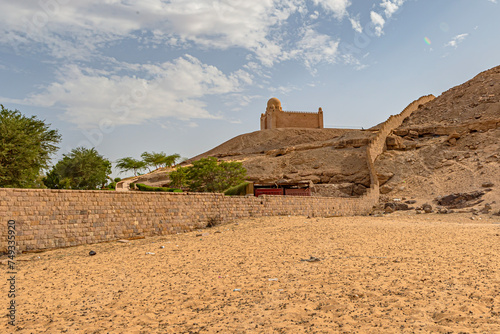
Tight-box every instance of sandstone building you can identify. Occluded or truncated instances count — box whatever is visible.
[260,97,324,130]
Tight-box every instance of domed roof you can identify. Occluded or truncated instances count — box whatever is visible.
[267,97,281,109]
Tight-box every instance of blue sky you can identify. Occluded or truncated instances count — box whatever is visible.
[1,0,499,177]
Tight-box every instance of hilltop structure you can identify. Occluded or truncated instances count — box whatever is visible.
[260,97,324,130]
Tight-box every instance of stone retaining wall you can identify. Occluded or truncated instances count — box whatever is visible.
[0,188,376,253]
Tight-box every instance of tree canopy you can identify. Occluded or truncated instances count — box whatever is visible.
[116,152,181,176]
[141,152,181,170]
[169,157,246,193]
[0,105,61,188]
[115,157,147,176]
[43,147,112,190]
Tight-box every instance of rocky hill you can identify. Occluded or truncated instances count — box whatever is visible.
[375,65,499,212]
[136,128,378,197]
[134,65,499,211]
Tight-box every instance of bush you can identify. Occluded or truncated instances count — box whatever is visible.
[224,182,250,196]
[169,166,188,189]
[135,183,182,192]
[169,157,247,193]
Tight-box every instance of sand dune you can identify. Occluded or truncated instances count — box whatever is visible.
[2,213,500,333]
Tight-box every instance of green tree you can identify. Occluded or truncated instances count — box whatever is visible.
[164,153,181,168]
[141,151,181,170]
[104,177,122,190]
[169,157,246,193]
[43,147,112,190]
[115,157,147,176]
[0,105,61,188]
[169,165,189,189]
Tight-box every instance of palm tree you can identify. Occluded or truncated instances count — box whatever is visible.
[115,157,147,176]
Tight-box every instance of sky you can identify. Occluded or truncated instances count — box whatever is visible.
[0,0,499,178]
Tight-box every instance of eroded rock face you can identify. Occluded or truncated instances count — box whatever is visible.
[374,66,500,211]
[386,134,406,150]
[401,66,500,129]
[446,131,461,146]
[132,128,375,196]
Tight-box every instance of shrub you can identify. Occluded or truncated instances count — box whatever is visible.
[224,182,250,196]
[169,157,247,193]
[169,166,189,189]
[135,183,182,192]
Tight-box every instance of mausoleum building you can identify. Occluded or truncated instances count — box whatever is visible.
[260,97,324,130]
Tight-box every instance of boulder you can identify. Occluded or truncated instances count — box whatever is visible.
[380,184,394,194]
[384,202,410,213]
[386,134,406,150]
[480,203,492,214]
[446,131,461,146]
[377,172,394,186]
[422,203,433,213]
[435,191,485,209]
[404,130,419,140]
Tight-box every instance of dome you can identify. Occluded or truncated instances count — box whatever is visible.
[267,97,282,110]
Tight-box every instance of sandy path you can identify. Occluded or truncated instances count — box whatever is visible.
[2,213,500,333]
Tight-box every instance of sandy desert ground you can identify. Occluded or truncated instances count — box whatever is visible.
[2,213,500,333]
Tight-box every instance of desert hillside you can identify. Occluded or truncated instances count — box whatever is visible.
[402,66,499,127]
[135,65,499,209]
[137,128,377,197]
[374,65,499,211]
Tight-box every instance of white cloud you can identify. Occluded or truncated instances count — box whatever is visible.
[294,27,340,70]
[341,53,368,71]
[445,33,469,48]
[349,16,363,33]
[380,0,405,18]
[0,1,320,67]
[13,56,252,128]
[0,0,364,72]
[310,11,320,20]
[312,0,351,19]
[370,11,386,37]
[0,1,405,130]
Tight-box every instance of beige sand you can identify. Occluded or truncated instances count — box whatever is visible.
[2,213,500,333]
